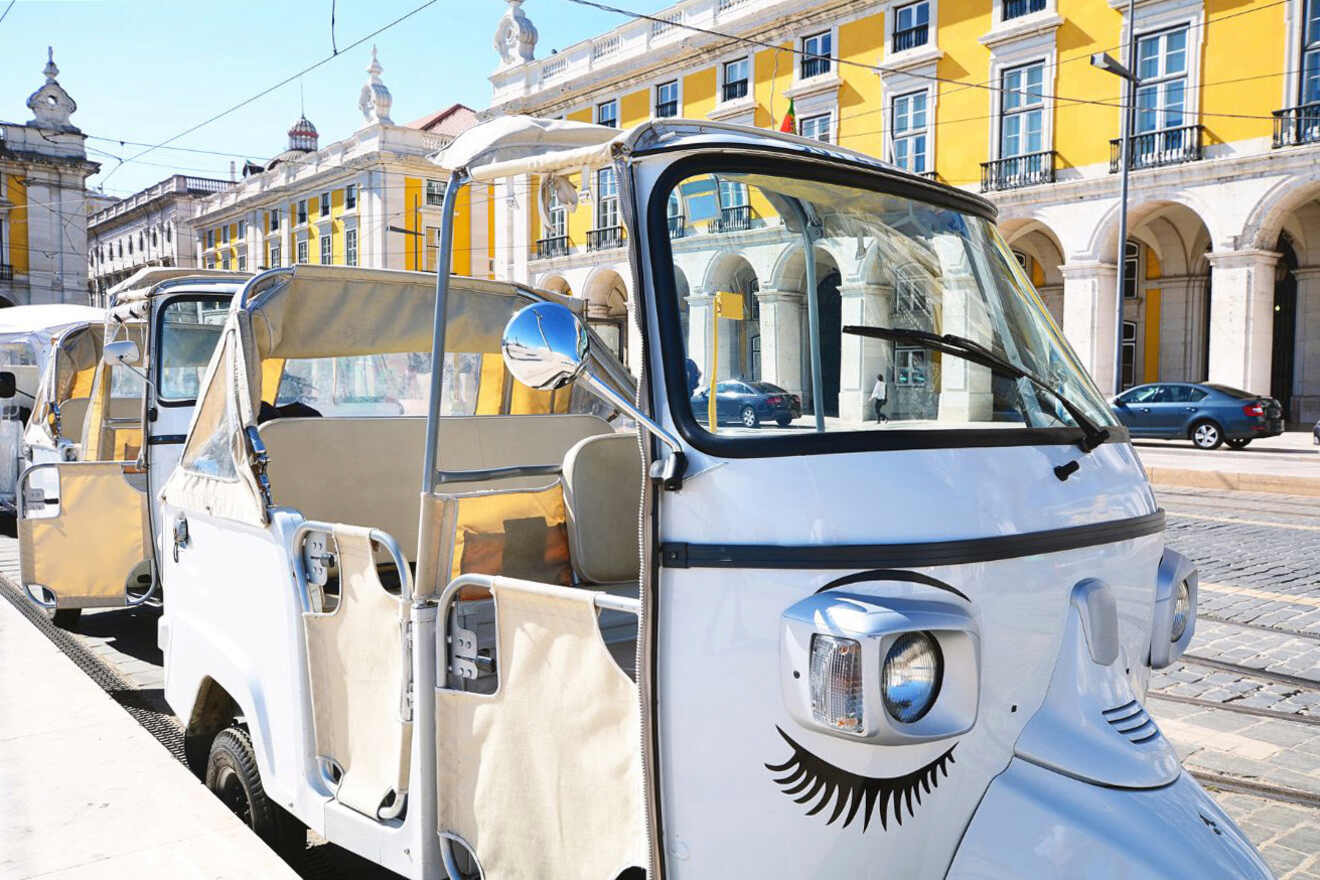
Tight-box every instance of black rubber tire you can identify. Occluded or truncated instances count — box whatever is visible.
[775,415,791,427]
[49,607,81,629]
[1225,438,1251,449]
[1190,420,1224,450]
[740,406,760,428]
[205,727,305,858]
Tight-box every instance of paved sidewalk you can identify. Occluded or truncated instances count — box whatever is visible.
[1136,431,1320,495]
[0,595,299,879]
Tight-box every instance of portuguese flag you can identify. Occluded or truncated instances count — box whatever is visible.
[779,98,796,134]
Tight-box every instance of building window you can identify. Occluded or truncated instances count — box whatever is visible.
[320,192,331,216]
[268,241,281,267]
[222,254,231,270]
[297,199,308,224]
[345,183,357,210]
[320,234,332,264]
[892,90,929,173]
[1123,240,1141,299]
[270,208,280,231]
[1003,0,1045,21]
[221,225,229,244]
[1304,0,1320,104]
[345,228,358,266]
[1121,320,1138,389]
[1135,27,1188,136]
[205,230,213,248]
[596,99,619,128]
[1000,60,1045,158]
[596,167,619,229]
[151,230,158,247]
[655,80,679,117]
[801,30,832,78]
[896,347,928,387]
[546,185,568,239]
[166,226,172,242]
[128,238,133,255]
[425,178,446,206]
[238,254,247,272]
[893,2,929,53]
[799,112,832,142]
[297,239,308,264]
[118,241,123,257]
[238,220,246,238]
[722,57,749,101]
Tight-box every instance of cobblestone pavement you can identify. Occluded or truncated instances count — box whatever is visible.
[1153,486,1320,878]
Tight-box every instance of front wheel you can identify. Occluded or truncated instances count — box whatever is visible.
[740,406,760,428]
[775,415,791,427]
[205,727,304,857]
[1191,420,1224,450]
[1226,438,1252,450]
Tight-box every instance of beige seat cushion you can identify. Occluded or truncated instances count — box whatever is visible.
[561,433,642,585]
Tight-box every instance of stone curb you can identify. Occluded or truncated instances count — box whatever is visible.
[1146,466,1320,498]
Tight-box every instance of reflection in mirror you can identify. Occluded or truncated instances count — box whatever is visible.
[102,339,141,366]
[500,302,588,391]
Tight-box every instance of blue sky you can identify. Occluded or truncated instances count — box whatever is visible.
[0,0,672,196]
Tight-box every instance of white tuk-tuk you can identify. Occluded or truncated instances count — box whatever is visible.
[160,119,1270,878]
[18,269,246,626]
[0,304,105,514]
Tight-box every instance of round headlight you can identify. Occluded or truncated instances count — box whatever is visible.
[882,632,943,724]
[1171,579,1190,643]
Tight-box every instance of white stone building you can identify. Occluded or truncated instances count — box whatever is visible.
[0,49,99,306]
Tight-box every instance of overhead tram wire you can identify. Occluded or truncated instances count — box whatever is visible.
[564,0,1289,122]
[0,0,16,26]
[97,0,443,187]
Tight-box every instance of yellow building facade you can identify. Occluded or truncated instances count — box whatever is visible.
[488,0,1320,422]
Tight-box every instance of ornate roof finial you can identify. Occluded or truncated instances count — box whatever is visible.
[27,47,78,131]
[494,0,537,69]
[358,44,394,126]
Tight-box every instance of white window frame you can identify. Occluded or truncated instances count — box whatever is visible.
[654,79,681,118]
[545,185,568,240]
[238,254,247,272]
[985,30,1057,167]
[992,0,1056,26]
[998,59,1047,159]
[891,1,931,54]
[297,199,308,225]
[1133,25,1190,135]
[345,183,357,211]
[270,208,280,232]
[799,112,833,143]
[221,224,229,244]
[890,88,931,174]
[268,240,281,268]
[1116,2,1204,143]
[296,237,309,264]
[1284,0,1320,108]
[721,55,751,103]
[345,227,358,267]
[881,0,941,66]
[319,233,332,265]
[320,191,331,216]
[595,167,620,230]
[425,178,447,207]
[596,98,619,128]
[800,29,833,80]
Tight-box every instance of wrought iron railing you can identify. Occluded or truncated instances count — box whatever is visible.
[711,205,753,233]
[656,100,678,118]
[1272,104,1320,148]
[587,226,625,251]
[801,55,830,79]
[1003,0,1046,19]
[723,80,749,102]
[893,24,928,53]
[1109,125,1203,172]
[980,151,1055,192]
[668,214,686,238]
[535,236,569,259]
[0,264,12,282]
[918,170,939,181]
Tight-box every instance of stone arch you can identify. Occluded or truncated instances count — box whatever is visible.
[536,273,572,296]
[1241,176,1320,256]
[581,267,629,363]
[1087,195,1216,268]
[1003,219,1066,324]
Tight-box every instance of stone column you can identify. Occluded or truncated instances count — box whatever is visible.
[755,288,804,398]
[1206,249,1280,394]
[1061,260,1119,395]
[932,236,992,422]
[1152,274,1208,382]
[1289,266,1320,423]
[838,280,893,422]
[685,293,715,385]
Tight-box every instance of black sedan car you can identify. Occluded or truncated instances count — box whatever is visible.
[1111,382,1284,450]
[692,380,801,428]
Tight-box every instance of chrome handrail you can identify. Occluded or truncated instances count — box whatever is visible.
[290,521,415,612]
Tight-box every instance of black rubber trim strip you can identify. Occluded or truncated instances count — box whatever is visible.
[147,434,187,446]
[813,568,971,602]
[660,510,1165,569]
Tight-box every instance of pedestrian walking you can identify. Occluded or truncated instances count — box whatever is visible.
[870,373,888,423]
[686,357,701,398]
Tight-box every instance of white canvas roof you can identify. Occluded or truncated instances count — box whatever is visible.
[107,267,250,306]
[0,304,104,336]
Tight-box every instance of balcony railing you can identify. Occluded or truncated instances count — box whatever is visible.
[1003,0,1046,20]
[801,55,830,79]
[1272,104,1320,148]
[1109,125,1203,172]
[656,100,678,118]
[710,204,753,233]
[668,214,686,238]
[0,264,12,282]
[587,226,625,251]
[917,170,939,181]
[892,24,928,53]
[722,79,749,102]
[536,235,569,259]
[980,151,1055,192]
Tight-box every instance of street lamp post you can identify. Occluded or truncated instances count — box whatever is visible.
[1092,0,1140,395]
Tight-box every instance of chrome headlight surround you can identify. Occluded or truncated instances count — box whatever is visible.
[780,593,979,745]
[1150,548,1198,668]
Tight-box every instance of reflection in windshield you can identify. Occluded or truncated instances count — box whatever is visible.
[159,297,230,401]
[661,171,1114,439]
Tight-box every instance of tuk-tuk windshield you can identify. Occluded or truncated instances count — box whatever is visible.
[657,168,1115,442]
[157,297,230,402]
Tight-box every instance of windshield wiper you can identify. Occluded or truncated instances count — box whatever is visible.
[842,325,1111,453]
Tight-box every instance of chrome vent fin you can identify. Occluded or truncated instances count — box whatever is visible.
[1101,699,1161,745]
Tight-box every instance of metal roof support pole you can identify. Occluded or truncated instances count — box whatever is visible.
[421,170,466,494]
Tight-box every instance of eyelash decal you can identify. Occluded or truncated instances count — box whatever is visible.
[764,726,956,831]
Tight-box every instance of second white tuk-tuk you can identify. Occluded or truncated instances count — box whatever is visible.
[17,269,246,626]
[159,118,1271,878]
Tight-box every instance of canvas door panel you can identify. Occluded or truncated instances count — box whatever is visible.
[20,461,148,608]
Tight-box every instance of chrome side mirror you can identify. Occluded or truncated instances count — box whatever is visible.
[103,339,141,366]
[502,302,687,488]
